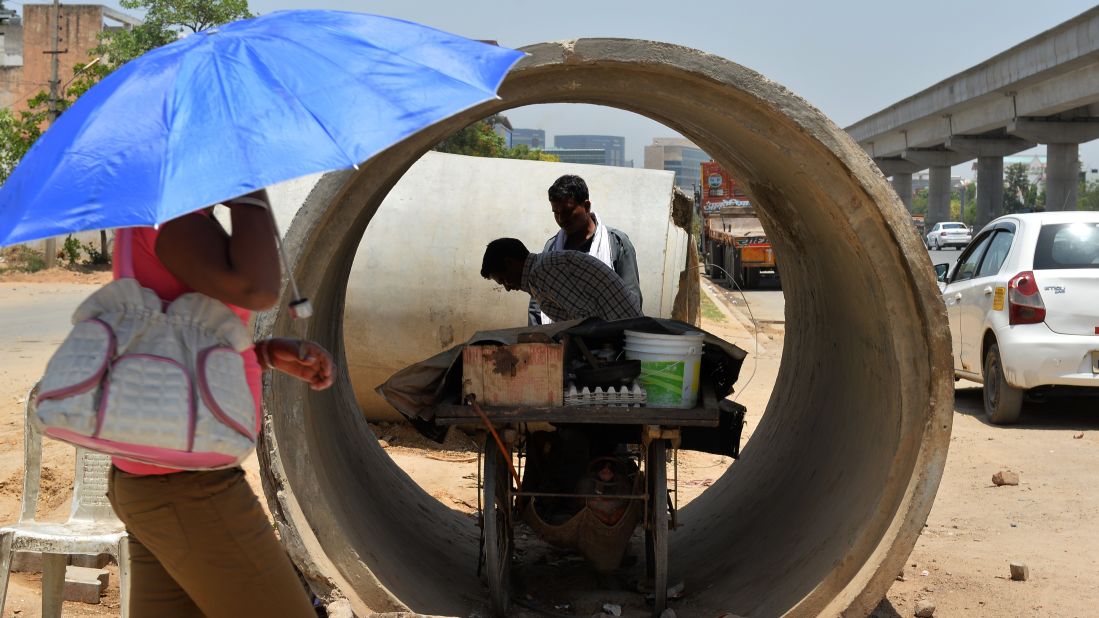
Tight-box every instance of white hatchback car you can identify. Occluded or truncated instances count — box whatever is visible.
[936,212,1099,424]
[926,221,972,249]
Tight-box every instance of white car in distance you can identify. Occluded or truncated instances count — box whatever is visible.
[926,221,973,250]
[935,212,1099,424]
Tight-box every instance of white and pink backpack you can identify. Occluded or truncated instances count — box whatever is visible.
[34,228,257,469]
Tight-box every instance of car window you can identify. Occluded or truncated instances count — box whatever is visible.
[951,231,994,283]
[943,223,966,230]
[1034,222,1099,270]
[976,229,1015,278]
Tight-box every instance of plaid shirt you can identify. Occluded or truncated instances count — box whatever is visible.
[521,251,643,322]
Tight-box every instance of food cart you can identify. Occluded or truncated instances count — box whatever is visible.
[379,317,747,617]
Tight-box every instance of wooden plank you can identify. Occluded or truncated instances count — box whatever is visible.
[432,403,721,427]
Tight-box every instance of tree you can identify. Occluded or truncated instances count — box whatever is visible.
[122,0,251,34]
[435,116,559,161]
[0,96,49,183]
[911,188,928,216]
[1079,179,1099,211]
[951,183,977,225]
[91,1,252,73]
[1003,163,1030,214]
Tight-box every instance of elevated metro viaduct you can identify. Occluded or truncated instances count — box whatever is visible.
[847,6,1099,231]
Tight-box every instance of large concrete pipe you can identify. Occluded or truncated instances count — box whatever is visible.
[256,39,952,617]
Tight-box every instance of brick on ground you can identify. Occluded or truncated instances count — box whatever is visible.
[63,565,109,604]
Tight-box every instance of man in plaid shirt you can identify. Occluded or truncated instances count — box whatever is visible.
[480,238,642,322]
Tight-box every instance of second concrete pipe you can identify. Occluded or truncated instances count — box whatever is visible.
[256,39,953,617]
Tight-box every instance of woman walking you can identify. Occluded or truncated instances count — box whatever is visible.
[106,189,333,617]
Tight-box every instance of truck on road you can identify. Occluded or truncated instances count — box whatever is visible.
[699,161,779,289]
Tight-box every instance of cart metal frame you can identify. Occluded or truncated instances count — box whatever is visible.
[434,392,721,617]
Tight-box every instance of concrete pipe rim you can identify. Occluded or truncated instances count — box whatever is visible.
[256,38,953,618]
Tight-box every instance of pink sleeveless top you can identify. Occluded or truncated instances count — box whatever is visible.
[111,226,263,475]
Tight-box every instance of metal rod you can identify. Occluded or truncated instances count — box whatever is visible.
[267,207,303,302]
[468,396,521,488]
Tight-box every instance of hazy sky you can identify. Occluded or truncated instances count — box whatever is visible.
[34,0,1099,177]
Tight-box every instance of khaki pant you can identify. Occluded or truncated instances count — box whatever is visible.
[107,467,316,618]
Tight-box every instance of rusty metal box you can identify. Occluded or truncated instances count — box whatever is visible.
[462,343,564,406]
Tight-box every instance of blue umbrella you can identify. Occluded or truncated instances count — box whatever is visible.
[0,10,523,246]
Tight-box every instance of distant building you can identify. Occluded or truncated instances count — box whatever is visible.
[512,128,545,149]
[644,137,708,191]
[542,148,607,166]
[489,114,513,148]
[553,134,626,167]
[0,4,140,110]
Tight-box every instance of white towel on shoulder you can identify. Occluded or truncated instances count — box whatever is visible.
[540,212,613,324]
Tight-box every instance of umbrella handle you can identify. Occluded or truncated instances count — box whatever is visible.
[265,206,312,320]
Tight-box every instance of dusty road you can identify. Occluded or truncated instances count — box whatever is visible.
[1,273,1097,617]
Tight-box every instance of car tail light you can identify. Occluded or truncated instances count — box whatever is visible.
[1008,271,1046,325]
[940,231,948,236]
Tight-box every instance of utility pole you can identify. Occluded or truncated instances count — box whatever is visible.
[43,0,63,267]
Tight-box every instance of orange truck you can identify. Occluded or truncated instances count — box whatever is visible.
[699,161,779,289]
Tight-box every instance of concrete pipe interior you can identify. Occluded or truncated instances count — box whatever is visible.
[257,40,953,617]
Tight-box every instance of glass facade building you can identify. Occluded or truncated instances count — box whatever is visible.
[644,138,709,191]
[553,135,626,167]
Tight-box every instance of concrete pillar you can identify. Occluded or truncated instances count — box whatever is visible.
[1045,143,1079,211]
[944,135,1033,229]
[891,173,913,212]
[927,165,952,229]
[1008,117,1099,211]
[897,149,969,230]
[975,156,1003,229]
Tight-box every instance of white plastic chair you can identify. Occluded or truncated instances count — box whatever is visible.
[0,383,130,617]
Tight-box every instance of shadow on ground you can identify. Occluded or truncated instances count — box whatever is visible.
[954,385,1099,431]
[869,597,902,618]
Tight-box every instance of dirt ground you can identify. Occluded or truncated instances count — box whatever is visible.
[0,273,1097,617]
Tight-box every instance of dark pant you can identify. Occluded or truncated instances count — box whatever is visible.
[107,466,316,618]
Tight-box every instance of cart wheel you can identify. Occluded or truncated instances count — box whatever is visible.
[645,439,669,617]
[483,436,513,616]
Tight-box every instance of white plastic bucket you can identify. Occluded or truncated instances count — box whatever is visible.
[623,330,705,409]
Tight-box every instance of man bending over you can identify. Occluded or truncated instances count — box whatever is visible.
[481,238,642,323]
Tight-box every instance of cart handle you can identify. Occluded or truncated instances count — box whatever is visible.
[466,395,522,488]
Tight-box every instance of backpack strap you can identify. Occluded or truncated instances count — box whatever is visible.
[115,228,135,279]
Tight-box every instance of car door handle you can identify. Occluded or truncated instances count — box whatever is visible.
[953,293,962,301]
[983,287,993,296]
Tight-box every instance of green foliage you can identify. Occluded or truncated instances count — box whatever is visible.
[121,0,252,34]
[61,235,83,265]
[435,118,560,161]
[435,119,508,157]
[0,101,48,183]
[0,245,47,273]
[1079,179,1099,211]
[508,144,559,162]
[950,184,977,225]
[1003,163,1032,213]
[93,1,252,75]
[911,188,928,215]
[83,236,112,266]
[700,294,726,323]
